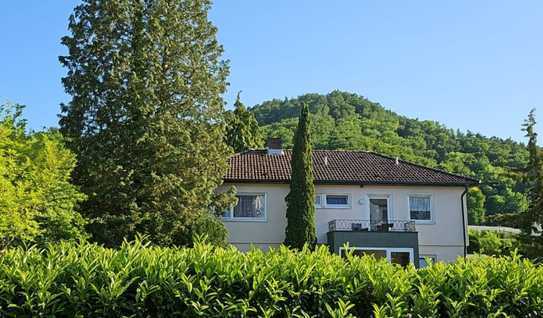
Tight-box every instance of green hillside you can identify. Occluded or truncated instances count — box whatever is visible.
[250,90,529,223]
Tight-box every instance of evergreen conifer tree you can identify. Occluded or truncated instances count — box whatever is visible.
[520,109,543,257]
[284,103,316,248]
[225,92,262,152]
[59,0,233,246]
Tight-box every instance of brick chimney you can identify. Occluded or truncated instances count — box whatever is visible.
[266,138,284,155]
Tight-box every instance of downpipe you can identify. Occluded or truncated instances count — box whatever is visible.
[461,185,468,258]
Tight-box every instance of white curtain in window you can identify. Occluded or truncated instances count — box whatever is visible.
[410,196,430,212]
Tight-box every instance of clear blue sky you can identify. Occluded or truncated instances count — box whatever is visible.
[1,1,542,142]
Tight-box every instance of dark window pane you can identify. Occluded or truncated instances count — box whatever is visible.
[233,195,264,218]
[410,210,431,220]
[419,257,428,268]
[327,195,348,205]
[391,252,411,267]
[409,196,431,220]
[370,198,388,230]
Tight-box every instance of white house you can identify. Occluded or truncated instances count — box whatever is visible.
[221,139,478,267]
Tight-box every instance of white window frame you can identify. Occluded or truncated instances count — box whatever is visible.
[408,194,434,224]
[315,194,323,208]
[223,192,267,222]
[316,193,351,209]
[339,247,414,264]
[419,255,437,268]
[367,193,393,222]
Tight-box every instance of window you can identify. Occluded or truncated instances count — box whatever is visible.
[419,255,437,268]
[340,247,414,267]
[223,193,266,221]
[409,195,432,222]
[369,197,389,228]
[391,251,411,267]
[315,194,351,209]
[315,194,322,208]
[326,195,349,206]
[325,194,350,208]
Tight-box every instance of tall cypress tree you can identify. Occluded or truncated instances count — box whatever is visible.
[59,0,233,246]
[520,109,543,257]
[285,103,316,248]
[225,92,262,152]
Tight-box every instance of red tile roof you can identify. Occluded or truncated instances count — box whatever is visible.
[224,150,478,186]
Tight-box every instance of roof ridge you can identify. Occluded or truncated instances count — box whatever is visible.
[233,149,371,154]
[231,149,259,156]
[312,149,369,153]
[253,149,372,153]
[365,151,479,183]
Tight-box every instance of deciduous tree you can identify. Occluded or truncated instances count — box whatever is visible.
[0,104,87,249]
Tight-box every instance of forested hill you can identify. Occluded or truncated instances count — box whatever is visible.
[250,90,529,222]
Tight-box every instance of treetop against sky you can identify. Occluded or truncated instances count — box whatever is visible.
[0,1,542,141]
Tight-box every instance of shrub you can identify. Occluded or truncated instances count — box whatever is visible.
[0,240,541,317]
[0,104,87,249]
[187,213,228,246]
[484,213,522,228]
[468,229,520,256]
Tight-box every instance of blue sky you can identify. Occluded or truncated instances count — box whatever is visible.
[1,1,542,142]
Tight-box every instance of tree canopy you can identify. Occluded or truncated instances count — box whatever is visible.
[224,92,263,152]
[253,90,530,223]
[0,104,87,249]
[59,0,233,246]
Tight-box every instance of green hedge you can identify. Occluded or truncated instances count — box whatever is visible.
[0,240,542,317]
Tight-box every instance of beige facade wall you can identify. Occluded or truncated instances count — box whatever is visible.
[220,183,468,262]
[221,183,289,245]
[419,245,464,263]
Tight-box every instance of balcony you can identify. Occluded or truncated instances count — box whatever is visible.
[328,219,417,232]
[327,219,419,266]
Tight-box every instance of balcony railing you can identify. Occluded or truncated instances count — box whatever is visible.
[328,219,416,232]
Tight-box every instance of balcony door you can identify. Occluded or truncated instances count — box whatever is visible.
[369,196,390,231]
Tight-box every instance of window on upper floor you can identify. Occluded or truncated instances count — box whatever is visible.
[223,193,266,221]
[409,195,432,223]
[326,194,349,206]
[315,194,322,208]
[315,194,351,209]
